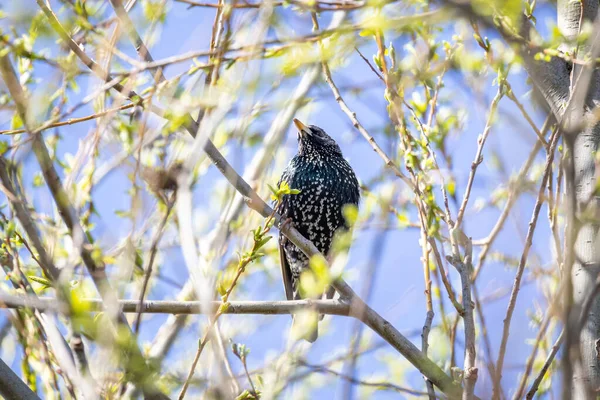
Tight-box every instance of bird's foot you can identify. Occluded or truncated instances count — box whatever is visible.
[279,217,294,231]
[338,293,353,304]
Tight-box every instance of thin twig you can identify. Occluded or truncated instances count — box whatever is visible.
[318,33,415,190]
[430,238,463,314]
[525,276,600,398]
[0,160,61,280]
[525,330,563,399]
[0,102,137,135]
[511,312,553,399]
[0,202,96,398]
[178,209,279,399]
[38,2,462,396]
[455,85,504,229]
[418,202,435,400]
[177,0,371,10]
[471,284,496,390]
[134,198,176,333]
[233,347,258,397]
[472,117,551,281]
[0,37,167,400]
[311,14,420,398]
[300,361,439,398]
[80,10,442,82]
[505,83,548,147]
[109,0,167,82]
[354,47,385,82]
[138,10,349,394]
[493,127,560,399]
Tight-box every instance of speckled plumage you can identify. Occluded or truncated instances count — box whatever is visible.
[277,120,359,342]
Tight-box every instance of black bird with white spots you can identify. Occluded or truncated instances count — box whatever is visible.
[277,118,360,342]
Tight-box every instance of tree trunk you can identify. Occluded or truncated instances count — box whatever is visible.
[557,0,600,397]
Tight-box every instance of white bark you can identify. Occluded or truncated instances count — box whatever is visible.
[557,1,600,397]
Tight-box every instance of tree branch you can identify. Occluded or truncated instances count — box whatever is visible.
[36,2,463,396]
[299,360,438,398]
[129,11,347,398]
[0,294,351,315]
[0,357,40,400]
[0,48,169,400]
[447,241,477,400]
[442,0,571,116]
[455,85,503,229]
[0,102,137,135]
[493,126,561,399]
[526,330,564,399]
[0,160,61,281]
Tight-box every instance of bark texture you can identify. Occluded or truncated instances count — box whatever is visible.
[558,1,600,397]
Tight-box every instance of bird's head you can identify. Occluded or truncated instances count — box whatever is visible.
[293,118,342,157]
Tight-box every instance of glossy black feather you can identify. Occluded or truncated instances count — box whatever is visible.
[277,123,359,342]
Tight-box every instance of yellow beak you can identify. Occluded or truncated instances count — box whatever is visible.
[293,118,309,137]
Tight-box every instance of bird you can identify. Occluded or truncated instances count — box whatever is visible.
[277,118,360,342]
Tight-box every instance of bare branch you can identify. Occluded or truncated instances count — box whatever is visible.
[0,41,169,400]
[512,311,553,399]
[0,294,352,315]
[446,239,477,400]
[317,26,415,190]
[0,160,61,281]
[36,2,462,396]
[430,238,463,314]
[300,360,439,398]
[505,83,548,147]
[526,330,563,399]
[176,0,373,11]
[134,199,175,333]
[455,86,503,229]
[0,102,137,135]
[0,357,40,400]
[493,126,561,398]
[472,118,551,281]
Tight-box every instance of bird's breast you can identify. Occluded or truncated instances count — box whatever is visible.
[283,161,357,253]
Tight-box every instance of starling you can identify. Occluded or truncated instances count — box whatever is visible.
[277,118,360,342]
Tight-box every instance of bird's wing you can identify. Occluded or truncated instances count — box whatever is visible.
[279,237,295,301]
[276,169,296,301]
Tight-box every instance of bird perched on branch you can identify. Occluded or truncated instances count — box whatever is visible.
[277,118,360,342]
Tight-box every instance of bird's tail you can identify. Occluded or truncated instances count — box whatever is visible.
[291,312,319,343]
